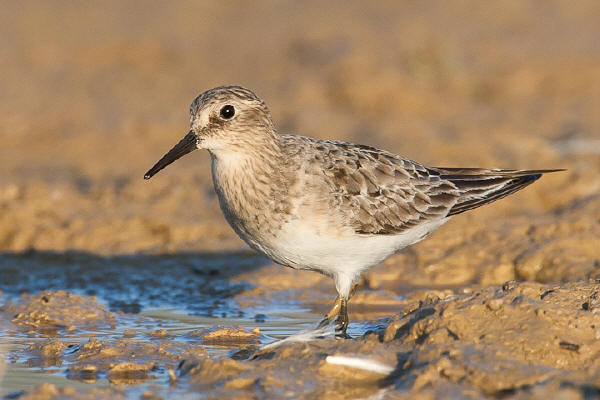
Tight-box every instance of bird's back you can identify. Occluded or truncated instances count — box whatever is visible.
[279,134,561,236]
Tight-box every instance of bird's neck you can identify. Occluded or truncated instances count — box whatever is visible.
[209,135,293,239]
[208,132,284,179]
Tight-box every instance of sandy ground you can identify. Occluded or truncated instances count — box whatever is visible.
[1,1,599,398]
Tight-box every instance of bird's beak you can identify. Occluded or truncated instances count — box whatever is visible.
[144,131,198,179]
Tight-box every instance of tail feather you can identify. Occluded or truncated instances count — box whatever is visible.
[430,168,564,217]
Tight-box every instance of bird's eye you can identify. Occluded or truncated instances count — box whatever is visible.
[219,105,235,120]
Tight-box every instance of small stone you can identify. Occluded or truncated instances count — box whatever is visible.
[150,329,169,338]
[201,327,259,344]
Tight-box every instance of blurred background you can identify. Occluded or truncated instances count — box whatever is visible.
[0,0,598,256]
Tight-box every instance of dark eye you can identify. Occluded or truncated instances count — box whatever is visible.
[219,105,235,119]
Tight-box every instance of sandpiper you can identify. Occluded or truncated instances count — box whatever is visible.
[144,85,561,337]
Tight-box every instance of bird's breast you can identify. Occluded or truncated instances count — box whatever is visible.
[210,153,294,252]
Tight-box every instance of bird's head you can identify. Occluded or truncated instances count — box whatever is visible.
[144,85,274,180]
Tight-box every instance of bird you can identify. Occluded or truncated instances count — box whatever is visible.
[144,85,562,337]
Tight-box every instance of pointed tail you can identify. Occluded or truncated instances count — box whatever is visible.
[430,168,565,216]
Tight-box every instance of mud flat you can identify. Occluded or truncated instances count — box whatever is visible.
[2,281,599,399]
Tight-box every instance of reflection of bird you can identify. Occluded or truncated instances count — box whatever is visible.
[144,85,562,337]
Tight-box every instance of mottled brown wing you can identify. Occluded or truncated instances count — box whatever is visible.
[302,139,461,235]
[282,135,562,235]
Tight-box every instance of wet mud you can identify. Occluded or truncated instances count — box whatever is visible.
[3,280,600,399]
[2,0,600,398]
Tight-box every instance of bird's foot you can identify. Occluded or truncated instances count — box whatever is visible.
[335,331,352,339]
[334,299,350,339]
[317,294,353,338]
[317,315,331,329]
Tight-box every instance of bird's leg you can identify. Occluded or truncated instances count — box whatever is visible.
[348,283,358,299]
[334,298,350,338]
[317,283,358,335]
[317,296,341,328]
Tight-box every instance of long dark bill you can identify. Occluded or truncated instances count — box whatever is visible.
[144,131,198,179]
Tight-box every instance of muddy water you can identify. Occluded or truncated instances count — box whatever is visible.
[0,308,319,398]
[2,250,600,399]
[0,251,267,316]
[0,252,390,399]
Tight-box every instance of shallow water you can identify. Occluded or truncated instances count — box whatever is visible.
[0,250,268,316]
[0,309,322,398]
[0,251,383,398]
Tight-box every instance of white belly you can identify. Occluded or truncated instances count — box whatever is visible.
[270,217,449,272]
[252,217,450,297]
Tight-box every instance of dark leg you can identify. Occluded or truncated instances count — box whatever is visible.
[317,283,358,337]
[334,298,351,338]
[317,296,341,328]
